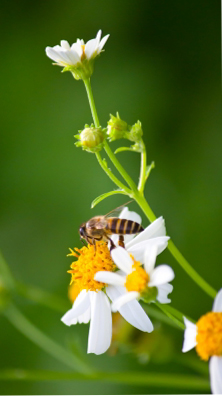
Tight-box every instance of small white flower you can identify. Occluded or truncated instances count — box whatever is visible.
[95,244,174,332]
[61,289,112,355]
[45,30,109,79]
[182,289,222,394]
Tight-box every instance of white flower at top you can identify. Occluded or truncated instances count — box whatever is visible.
[45,30,109,80]
[95,244,174,316]
[182,289,222,394]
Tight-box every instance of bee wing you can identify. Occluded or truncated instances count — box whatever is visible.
[86,216,107,230]
[104,200,133,219]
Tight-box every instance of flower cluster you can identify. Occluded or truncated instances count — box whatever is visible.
[62,207,173,354]
[46,30,221,394]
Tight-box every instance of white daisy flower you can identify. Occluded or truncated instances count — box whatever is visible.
[61,241,114,355]
[45,30,109,80]
[95,244,174,332]
[182,289,222,394]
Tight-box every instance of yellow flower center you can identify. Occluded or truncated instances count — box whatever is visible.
[125,257,149,293]
[67,241,115,296]
[196,312,222,360]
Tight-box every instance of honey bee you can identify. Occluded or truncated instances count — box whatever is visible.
[79,203,144,250]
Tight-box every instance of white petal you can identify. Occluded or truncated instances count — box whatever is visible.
[149,265,175,287]
[94,271,126,286]
[111,247,134,274]
[45,47,62,63]
[126,217,166,249]
[209,356,222,394]
[75,306,91,324]
[87,291,112,355]
[112,291,139,312]
[71,42,82,59]
[119,207,142,224]
[98,34,110,52]
[96,30,102,45]
[58,49,79,65]
[106,286,153,332]
[76,38,84,46]
[182,317,197,352]
[144,245,158,274]
[61,290,90,326]
[60,40,70,49]
[85,38,97,59]
[157,283,173,304]
[56,50,73,65]
[212,289,222,312]
[127,237,170,263]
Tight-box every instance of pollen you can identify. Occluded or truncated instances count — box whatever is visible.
[196,312,222,361]
[125,256,149,293]
[67,242,115,293]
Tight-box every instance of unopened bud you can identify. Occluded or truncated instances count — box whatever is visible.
[107,113,129,141]
[127,121,143,143]
[75,125,105,153]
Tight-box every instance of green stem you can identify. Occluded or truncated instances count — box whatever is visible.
[142,304,183,329]
[155,302,185,330]
[95,152,132,194]
[138,140,147,193]
[4,304,93,375]
[103,140,138,192]
[83,78,137,192]
[0,369,210,391]
[135,193,217,298]
[83,78,100,127]
[83,79,217,300]
[168,240,216,299]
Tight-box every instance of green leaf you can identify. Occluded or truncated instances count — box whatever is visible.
[91,190,128,208]
[145,161,155,180]
[114,147,137,154]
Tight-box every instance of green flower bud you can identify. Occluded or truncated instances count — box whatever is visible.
[127,120,143,143]
[107,113,130,142]
[140,286,158,304]
[75,125,105,153]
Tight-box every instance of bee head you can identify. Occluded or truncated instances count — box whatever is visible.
[79,223,86,239]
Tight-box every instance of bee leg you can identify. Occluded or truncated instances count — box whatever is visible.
[107,237,116,252]
[118,235,125,248]
[92,238,97,253]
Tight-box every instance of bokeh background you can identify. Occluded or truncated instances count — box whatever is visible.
[0,0,221,394]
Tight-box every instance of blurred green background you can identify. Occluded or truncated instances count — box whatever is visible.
[0,0,221,394]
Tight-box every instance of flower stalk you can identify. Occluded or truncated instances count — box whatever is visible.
[83,78,217,301]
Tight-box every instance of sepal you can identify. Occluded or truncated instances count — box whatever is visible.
[141,286,158,304]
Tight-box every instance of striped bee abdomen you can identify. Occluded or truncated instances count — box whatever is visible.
[107,218,144,234]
